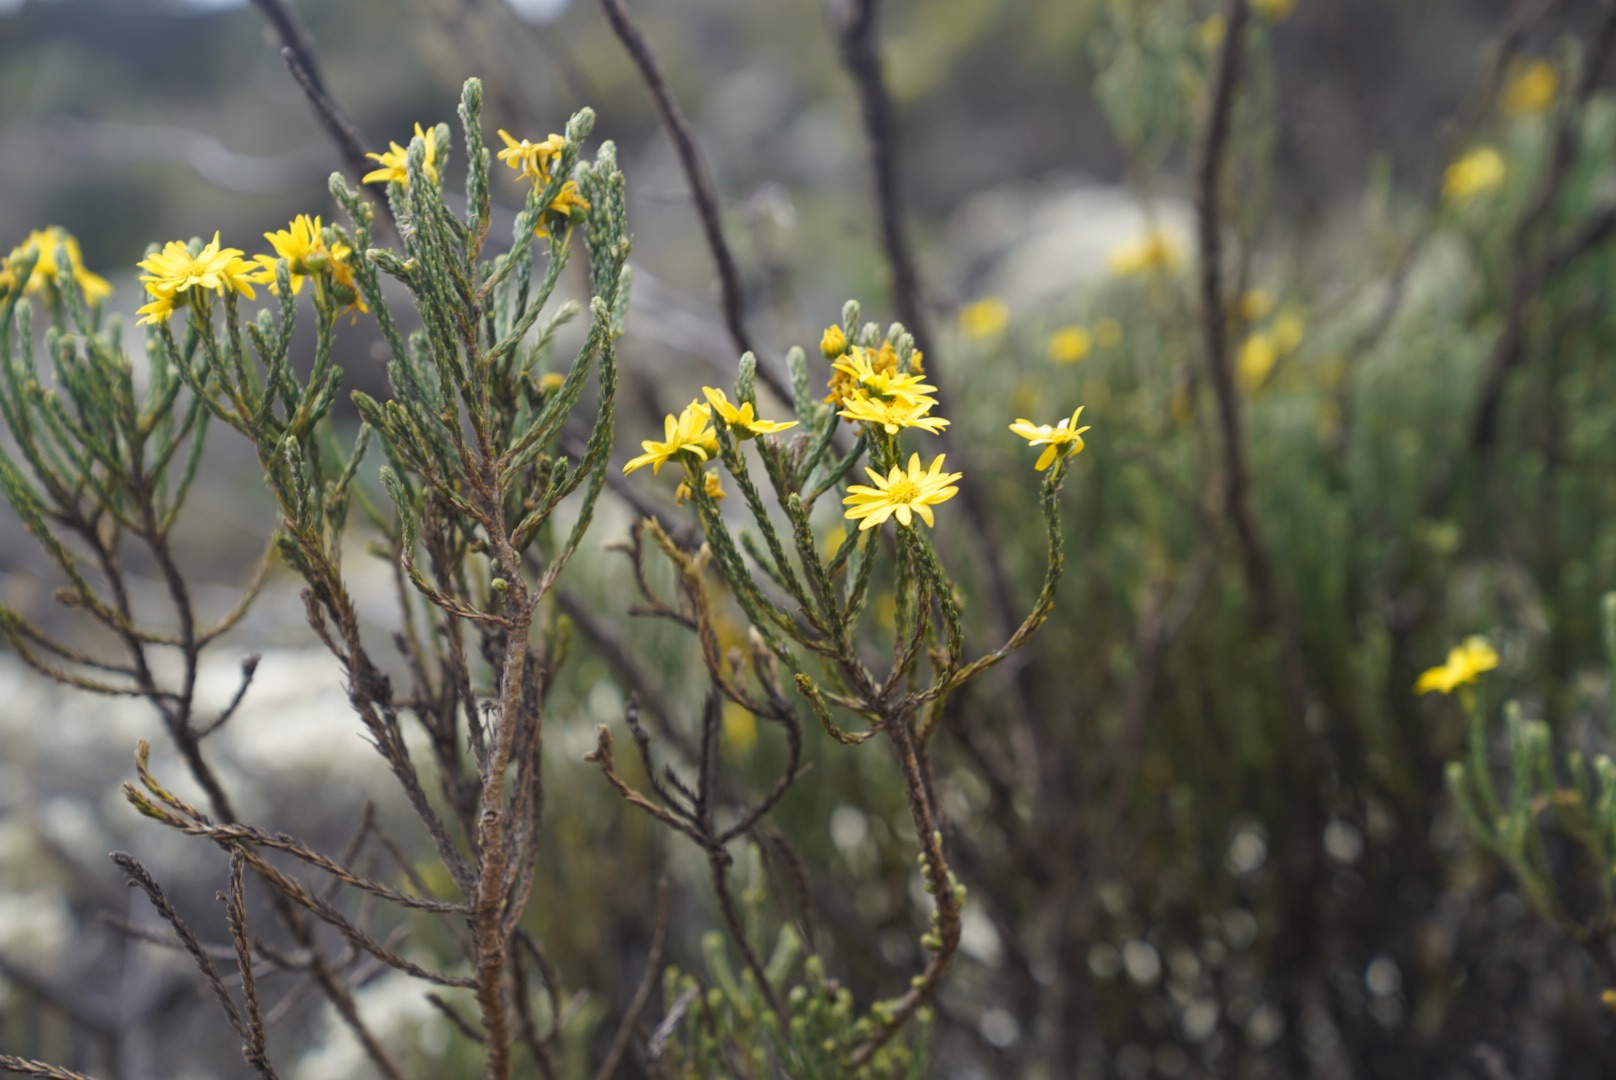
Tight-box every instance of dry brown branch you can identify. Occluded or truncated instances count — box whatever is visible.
[223,853,280,1080]
[0,1058,102,1080]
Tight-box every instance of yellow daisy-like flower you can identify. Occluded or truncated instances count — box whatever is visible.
[832,348,937,407]
[1009,405,1090,471]
[536,180,592,238]
[1107,228,1183,277]
[136,232,257,326]
[1048,325,1091,365]
[821,324,848,359]
[1502,59,1558,117]
[675,471,726,505]
[958,297,1009,340]
[701,387,798,438]
[838,389,950,436]
[1443,146,1506,204]
[362,123,440,187]
[843,452,962,531]
[622,400,718,475]
[5,227,113,305]
[252,215,369,315]
[496,129,565,183]
[1414,636,1500,695]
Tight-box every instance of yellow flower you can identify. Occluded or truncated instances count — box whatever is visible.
[1237,333,1279,391]
[1414,636,1500,695]
[1502,59,1558,117]
[249,215,366,315]
[675,471,726,505]
[136,232,257,325]
[5,227,112,305]
[1201,14,1227,49]
[1107,228,1183,276]
[826,341,927,406]
[1443,146,1506,204]
[1239,289,1274,322]
[536,180,592,238]
[622,400,717,475]
[1252,0,1295,21]
[538,372,567,391]
[1094,317,1123,348]
[842,452,962,531]
[721,699,757,756]
[958,297,1009,339]
[362,123,440,187]
[701,387,798,438]
[838,389,950,435]
[496,129,565,183]
[1048,325,1092,365]
[821,323,847,358]
[1271,309,1306,352]
[1009,405,1090,471]
[832,348,937,407]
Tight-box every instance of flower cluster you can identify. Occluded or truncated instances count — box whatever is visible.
[1,227,112,305]
[497,128,591,236]
[137,216,366,326]
[830,342,948,435]
[136,233,258,325]
[623,316,1093,537]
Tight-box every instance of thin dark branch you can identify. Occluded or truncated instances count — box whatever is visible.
[223,853,280,1080]
[275,47,395,227]
[594,878,672,1080]
[428,993,487,1044]
[596,0,763,373]
[1469,0,1616,450]
[1192,0,1313,727]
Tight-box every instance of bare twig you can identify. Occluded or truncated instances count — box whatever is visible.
[596,0,760,368]
[1192,0,1313,726]
[595,878,672,1080]
[0,1058,101,1080]
[223,853,280,1080]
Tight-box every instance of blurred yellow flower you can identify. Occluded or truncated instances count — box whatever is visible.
[701,386,798,438]
[5,227,112,305]
[1009,405,1090,471]
[1414,636,1499,695]
[821,323,848,358]
[536,180,592,238]
[675,471,726,505]
[1253,0,1296,21]
[1271,309,1306,352]
[538,372,567,391]
[1108,228,1184,276]
[1048,325,1092,365]
[1201,14,1227,49]
[721,700,757,756]
[1094,317,1123,348]
[623,400,717,475]
[136,233,257,325]
[958,297,1010,339]
[1240,289,1274,322]
[843,452,962,531]
[496,129,565,183]
[363,123,439,187]
[1443,146,1506,204]
[1237,333,1279,391]
[1502,59,1558,117]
